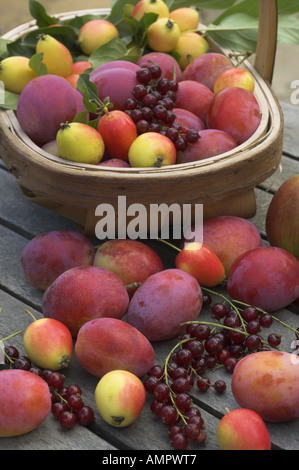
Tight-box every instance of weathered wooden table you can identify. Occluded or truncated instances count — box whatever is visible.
[0,101,298,452]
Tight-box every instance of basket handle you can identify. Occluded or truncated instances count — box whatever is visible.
[254,0,278,84]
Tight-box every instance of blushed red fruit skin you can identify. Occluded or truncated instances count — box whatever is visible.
[42,265,130,336]
[182,52,233,91]
[137,52,182,81]
[227,246,299,311]
[182,216,262,277]
[173,108,206,131]
[97,110,137,161]
[206,87,261,144]
[21,230,95,290]
[75,317,156,378]
[90,67,139,110]
[175,243,225,287]
[0,370,52,437]
[231,351,299,422]
[126,268,202,341]
[16,74,77,146]
[175,80,214,123]
[93,239,164,297]
[217,408,271,450]
[176,129,237,163]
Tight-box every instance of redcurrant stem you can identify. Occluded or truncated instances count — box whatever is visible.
[24,308,37,322]
[2,330,23,342]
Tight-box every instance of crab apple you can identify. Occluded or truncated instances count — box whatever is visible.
[127,268,203,341]
[23,318,73,370]
[182,216,262,277]
[173,108,205,131]
[214,67,255,94]
[97,110,137,161]
[75,317,155,378]
[0,370,51,437]
[146,18,180,52]
[21,230,94,290]
[173,32,209,70]
[137,52,182,81]
[169,7,200,32]
[266,174,299,259]
[95,370,146,427]
[56,122,105,164]
[227,246,299,312]
[78,19,119,56]
[42,265,129,336]
[36,34,73,78]
[176,129,237,164]
[206,87,261,144]
[128,132,176,168]
[0,56,36,94]
[183,52,233,91]
[90,67,139,111]
[217,409,271,450]
[16,74,77,146]
[93,239,164,297]
[175,80,215,123]
[175,242,225,287]
[132,0,169,21]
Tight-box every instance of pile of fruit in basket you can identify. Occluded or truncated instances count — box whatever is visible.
[0,0,261,168]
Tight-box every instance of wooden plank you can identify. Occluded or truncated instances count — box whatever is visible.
[280,102,299,157]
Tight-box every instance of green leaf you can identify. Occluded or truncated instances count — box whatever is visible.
[28,52,48,76]
[29,0,58,27]
[88,37,128,68]
[0,90,19,110]
[277,14,299,44]
[203,13,259,52]
[72,110,89,124]
[0,39,12,60]
[277,0,299,15]
[77,73,100,114]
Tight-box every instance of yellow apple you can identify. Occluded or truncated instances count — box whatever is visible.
[146,18,180,52]
[132,0,169,21]
[95,370,146,427]
[56,122,105,164]
[36,34,73,78]
[173,32,209,70]
[128,132,177,167]
[78,19,119,56]
[0,56,36,93]
[169,7,200,32]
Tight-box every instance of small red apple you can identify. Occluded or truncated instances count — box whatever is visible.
[23,318,73,370]
[217,408,271,450]
[128,132,177,167]
[175,242,225,287]
[97,110,137,161]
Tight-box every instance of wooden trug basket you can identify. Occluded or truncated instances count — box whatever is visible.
[0,0,284,236]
